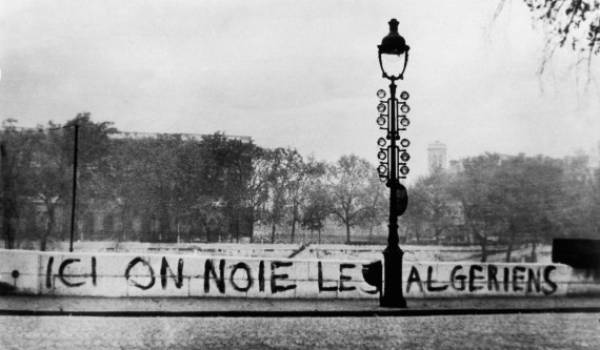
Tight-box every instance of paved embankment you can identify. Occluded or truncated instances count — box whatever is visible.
[2,313,599,350]
[1,295,599,316]
[2,295,598,349]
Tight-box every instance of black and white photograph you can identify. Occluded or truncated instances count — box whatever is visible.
[0,0,599,349]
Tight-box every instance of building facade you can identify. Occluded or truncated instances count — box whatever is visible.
[427,141,447,174]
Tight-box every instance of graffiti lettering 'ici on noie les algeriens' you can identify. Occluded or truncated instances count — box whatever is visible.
[43,256,559,296]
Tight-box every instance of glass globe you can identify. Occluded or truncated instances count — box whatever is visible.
[380,53,407,80]
[400,152,410,162]
[378,19,410,80]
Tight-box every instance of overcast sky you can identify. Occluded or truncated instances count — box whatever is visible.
[1,0,599,177]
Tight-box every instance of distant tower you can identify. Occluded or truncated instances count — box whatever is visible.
[428,141,447,174]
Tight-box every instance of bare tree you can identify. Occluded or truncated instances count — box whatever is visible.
[262,148,302,243]
[327,155,376,244]
[499,0,600,82]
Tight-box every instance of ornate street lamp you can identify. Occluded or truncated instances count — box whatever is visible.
[376,18,410,308]
[378,19,410,81]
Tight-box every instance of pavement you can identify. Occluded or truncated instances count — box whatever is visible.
[1,296,599,349]
[3,312,599,350]
[1,295,599,316]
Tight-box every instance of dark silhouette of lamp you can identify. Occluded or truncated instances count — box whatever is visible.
[376,18,411,308]
[378,19,410,81]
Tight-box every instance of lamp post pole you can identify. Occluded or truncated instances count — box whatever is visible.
[380,80,406,308]
[376,19,410,308]
[69,123,79,253]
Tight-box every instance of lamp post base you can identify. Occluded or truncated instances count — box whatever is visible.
[380,296,407,308]
[380,245,407,308]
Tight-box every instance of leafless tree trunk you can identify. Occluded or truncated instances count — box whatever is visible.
[472,225,487,262]
[41,201,56,252]
[290,206,297,244]
[1,143,17,249]
[345,222,351,244]
[317,227,321,245]
[271,222,276,243]
[530,242,537,262]
[505,223,517,262]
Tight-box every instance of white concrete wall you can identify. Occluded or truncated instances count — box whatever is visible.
[394,262,596,298]
[0,249,375,299]
[0,249,598,298]
[306,244,553,263]
[43,241,301,258]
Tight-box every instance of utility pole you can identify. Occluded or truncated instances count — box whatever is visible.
[69,123,79,252]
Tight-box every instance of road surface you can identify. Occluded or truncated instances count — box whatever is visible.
[1,296,599,349]
[1,313,599,349]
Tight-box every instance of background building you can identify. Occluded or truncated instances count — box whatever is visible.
[427,141,447,174]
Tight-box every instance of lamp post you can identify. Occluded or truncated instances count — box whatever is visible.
[69,123,79,252]
[376,18,410,308]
